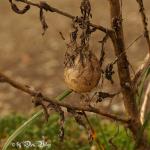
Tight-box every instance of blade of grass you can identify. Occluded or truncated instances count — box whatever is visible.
[2,89,72,150]
[136,65,150,108]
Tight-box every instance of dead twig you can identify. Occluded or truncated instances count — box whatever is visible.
[99,33,109,68]
[136,0,150,53]
[9,0,113,34]
[0,72,129,123]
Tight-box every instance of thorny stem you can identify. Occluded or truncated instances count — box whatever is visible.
[0,72,129,123]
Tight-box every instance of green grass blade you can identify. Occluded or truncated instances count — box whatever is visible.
[2,89,72,150]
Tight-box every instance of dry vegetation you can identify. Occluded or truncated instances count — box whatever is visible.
[0,0,150,149]
[0,0,149,115]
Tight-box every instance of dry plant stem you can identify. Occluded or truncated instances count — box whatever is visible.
[135,0,150,125]
[14,0,112,34]
[108,0,139,118]
[140,82,150,124]
[0,72,128,123]
[136,0,150,53]
[108,0,149,149]
[134,0,150,87]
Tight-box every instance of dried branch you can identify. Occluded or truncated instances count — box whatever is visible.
[10,0,112,34]
[0,72,129,123]
[99,33,109,68]
[136,0,150,53]
[108,0,150,149]
[108,0,139,123]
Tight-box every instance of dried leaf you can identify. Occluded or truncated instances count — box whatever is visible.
[96,91,119,102]
[67,109,86,128]
[58,109,65,141]
[9,0,30,14]
[80,0,91,19]
[39,8,48,35]
[88,129,94,144]
[41,103,49,122]
[32,92,49,122]
[105,64,115,84]
[48,103,65,141]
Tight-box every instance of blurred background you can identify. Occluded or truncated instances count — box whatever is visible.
[0,0,149,116]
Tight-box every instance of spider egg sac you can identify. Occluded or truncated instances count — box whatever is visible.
[64,51,101,93]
